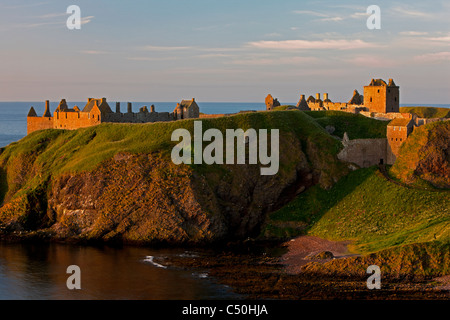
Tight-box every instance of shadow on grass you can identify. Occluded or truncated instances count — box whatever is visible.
[264,166,376,239]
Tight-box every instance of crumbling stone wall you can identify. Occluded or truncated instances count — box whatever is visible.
[337,136,388,167]
[27,116,53,134]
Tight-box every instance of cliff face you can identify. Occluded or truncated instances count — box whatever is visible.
[47,153,226,244]
[391,121,450,189]
[0,112,348,244]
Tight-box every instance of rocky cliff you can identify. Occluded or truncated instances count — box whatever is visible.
[0,111,348,244]
[390,121,450,189]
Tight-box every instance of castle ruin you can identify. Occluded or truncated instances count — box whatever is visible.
[295,78,399,114]
[267,78,437,166]
[27,98,200,135]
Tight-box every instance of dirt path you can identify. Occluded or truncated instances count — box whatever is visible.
[281,235,357,274]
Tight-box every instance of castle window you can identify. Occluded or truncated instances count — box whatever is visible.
[370,97,372,102]
[395,97,397,101]
[396,138,398,141]
[377,89,380,93]
[97,115,100,121]
[400,138,402,141]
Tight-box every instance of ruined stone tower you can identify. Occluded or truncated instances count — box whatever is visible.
[363,78,399,113]
[386,117,414,165]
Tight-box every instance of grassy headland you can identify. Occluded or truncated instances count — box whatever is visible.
[400,106,450,119]
[0,111,348,243]
[0,110,448,278]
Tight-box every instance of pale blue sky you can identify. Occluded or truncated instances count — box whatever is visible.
[0,0,449,103]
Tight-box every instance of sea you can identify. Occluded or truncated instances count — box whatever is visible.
[0,242,241,300]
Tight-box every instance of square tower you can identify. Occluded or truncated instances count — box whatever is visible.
[364,78,399,113]
[386,118,414,165]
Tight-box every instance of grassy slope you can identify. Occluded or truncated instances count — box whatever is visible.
[2,110,447,272]
[272,105,297,111]
[266,167,450,254]
[304,110,389,139]
[400,106,450,119]
[0,111,345,204]
[391,121,450,189]
[265,114,450,275]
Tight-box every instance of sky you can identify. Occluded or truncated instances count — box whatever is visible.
[0,0,449,103]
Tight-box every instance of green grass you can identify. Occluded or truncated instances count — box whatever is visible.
[1,111,342,174]
[400,106,450,119]
[304,110,389,139]
[271,105,297,111]
[0,111,346,204]
[266,166,450,254]
[391,121,450,189]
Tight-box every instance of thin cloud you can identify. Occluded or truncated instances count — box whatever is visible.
[230,56,318,66]
[81,16,94,25]
[196,53,233,59]
[292,10,329,17]
[319,17,343,22]
[350,12,368,19]
[126,57,178,61]
[427,36,450,42]
[141,45,192,51]
[138,45,243,53]
[81,50,109,55]
[415,52,450,62]
[264,32,283,38]
[399,31,429,36]
[5,14,94,29]
[247,39,380,50]
[347,55,399,68]
[391,7,433,18]
[293,10,343,22]
[38,13,67,19]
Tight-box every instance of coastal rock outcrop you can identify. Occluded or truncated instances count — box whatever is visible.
[0,112,347,244]
[390,121,450,188]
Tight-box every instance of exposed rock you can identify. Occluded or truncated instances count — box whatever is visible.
[1,113,348,244]
[391,121,450,189]
[325,125,335,134]
[306,251,335,260]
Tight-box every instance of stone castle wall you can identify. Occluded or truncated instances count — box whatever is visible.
[26,99,197,134]
[359,111,412,120]
[52,109,101,130]
[337,138,388,167]
[364,85,387,113]
[27,116,53,134]
[103,111,173,123]
[386,124,413,165]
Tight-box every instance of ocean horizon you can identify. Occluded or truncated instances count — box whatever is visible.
[0,101,448,148]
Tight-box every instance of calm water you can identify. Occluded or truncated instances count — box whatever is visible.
[0,242,241,300]
[0,101,449,148]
